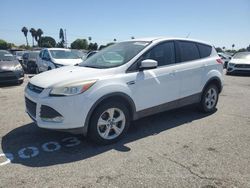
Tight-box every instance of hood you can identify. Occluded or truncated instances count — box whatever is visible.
[30,66,117,88]
[0,60,19,71]
[230,59,250,64]
[53,58,83,66]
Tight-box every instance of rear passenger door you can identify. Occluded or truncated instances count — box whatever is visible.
[175,41,208,98]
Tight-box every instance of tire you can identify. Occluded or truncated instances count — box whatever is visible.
[199,84,219,113]
[88,101,131,145]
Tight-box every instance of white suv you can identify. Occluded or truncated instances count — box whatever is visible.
[36,48,83,73]
[25,37,223,144]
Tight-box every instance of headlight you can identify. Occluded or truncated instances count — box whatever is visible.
[229,63,235,67]
[15,64,23,70]
[50,80,97,96]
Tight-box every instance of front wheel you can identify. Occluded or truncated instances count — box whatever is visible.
[88,101,130,145]
[199,84,219,113]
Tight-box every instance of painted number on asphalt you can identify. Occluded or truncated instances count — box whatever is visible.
[0,136,81,166]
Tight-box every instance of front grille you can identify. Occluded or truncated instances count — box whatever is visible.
[25,97,36,118]
[235,64,250,68]
[40,105,62,118]
[0,71,17,81]
[27,82,44,94]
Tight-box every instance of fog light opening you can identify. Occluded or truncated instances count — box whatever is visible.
[41,116,64,123]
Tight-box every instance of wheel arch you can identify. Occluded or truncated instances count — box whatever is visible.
[202,76,223,94]
[83,92,136,136]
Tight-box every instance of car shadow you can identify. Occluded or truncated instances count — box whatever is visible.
[1,106,215,167]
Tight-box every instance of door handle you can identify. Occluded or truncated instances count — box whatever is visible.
[127,81,136,85]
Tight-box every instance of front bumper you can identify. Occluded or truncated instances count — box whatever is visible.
[227,64,250,73]
[24,85,94,131]
[0,70,24,83]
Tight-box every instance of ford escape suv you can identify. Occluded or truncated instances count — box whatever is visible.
[25,37,223,144]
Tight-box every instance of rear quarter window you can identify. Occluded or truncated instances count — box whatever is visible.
[197,43,212,58]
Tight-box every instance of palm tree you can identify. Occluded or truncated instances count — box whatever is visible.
[29,28,37,47]
[113,38,117,42]
[131,36,135,39]
[232,44,235,50]
[21,27,29,46]
[36,28,43,47]
[59,28,65,47]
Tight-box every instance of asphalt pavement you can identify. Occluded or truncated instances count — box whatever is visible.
[0,73,250,187]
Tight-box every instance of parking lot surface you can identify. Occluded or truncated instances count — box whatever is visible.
[0,73,250,188]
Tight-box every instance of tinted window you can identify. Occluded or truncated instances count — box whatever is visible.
[142,42,175,67]
[39,51,43,58]
[178,41,200,62]
[197,44,212,58]
[43,50,50,60]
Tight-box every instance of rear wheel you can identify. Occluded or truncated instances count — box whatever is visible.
[199,84,219,113]
[88,101,130,145]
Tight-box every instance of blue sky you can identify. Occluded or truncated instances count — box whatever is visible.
[1,0,250,49]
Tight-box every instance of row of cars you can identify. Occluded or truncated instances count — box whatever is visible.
[0,49,98,84]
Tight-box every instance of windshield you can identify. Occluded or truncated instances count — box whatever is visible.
[0,51,15,61]
[80,41,150,68]
[233,53,250,60]
[72,50,87,59]
[29,52,39,59]
[50,50,80,59]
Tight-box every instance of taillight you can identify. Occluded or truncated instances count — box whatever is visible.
[216,58,223,64]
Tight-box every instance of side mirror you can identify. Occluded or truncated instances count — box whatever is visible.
[139,59,158,70]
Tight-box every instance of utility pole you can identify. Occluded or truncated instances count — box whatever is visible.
[64,29,67,48]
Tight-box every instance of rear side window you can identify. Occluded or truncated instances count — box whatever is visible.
[197,44,212,58]
[178,41,200,62]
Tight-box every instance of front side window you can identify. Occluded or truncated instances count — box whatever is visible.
[142,42,175,67]
[178,41,200,62]
[43,50,50,60]
[80,41,149,69]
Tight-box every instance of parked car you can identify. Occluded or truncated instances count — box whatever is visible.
[85,50,99,60]
[71,49,88,60]
[0,50,24,84]
[25,37,223,144]
[22,51,40,73]
[36,48,83,73]
[218,52,231,68]
[227,52,250,74]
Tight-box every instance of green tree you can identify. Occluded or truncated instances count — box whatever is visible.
[29,28,37,47]
[40,36,56,48]
[59,28,65,47]
[131,36,135,39]
[113,38,117,42]
[21,27,29,46]
[70,39,88,49]
[88,37,92,42]
[232,44,235,50]
[215,47,223,52]
[36,28,43,47]
[246,45,250,52]
[0,39,8,49]
[238,48,247,52]
[222,46,225,51]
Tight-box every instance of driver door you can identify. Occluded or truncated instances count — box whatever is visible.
[126,41,180,112]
